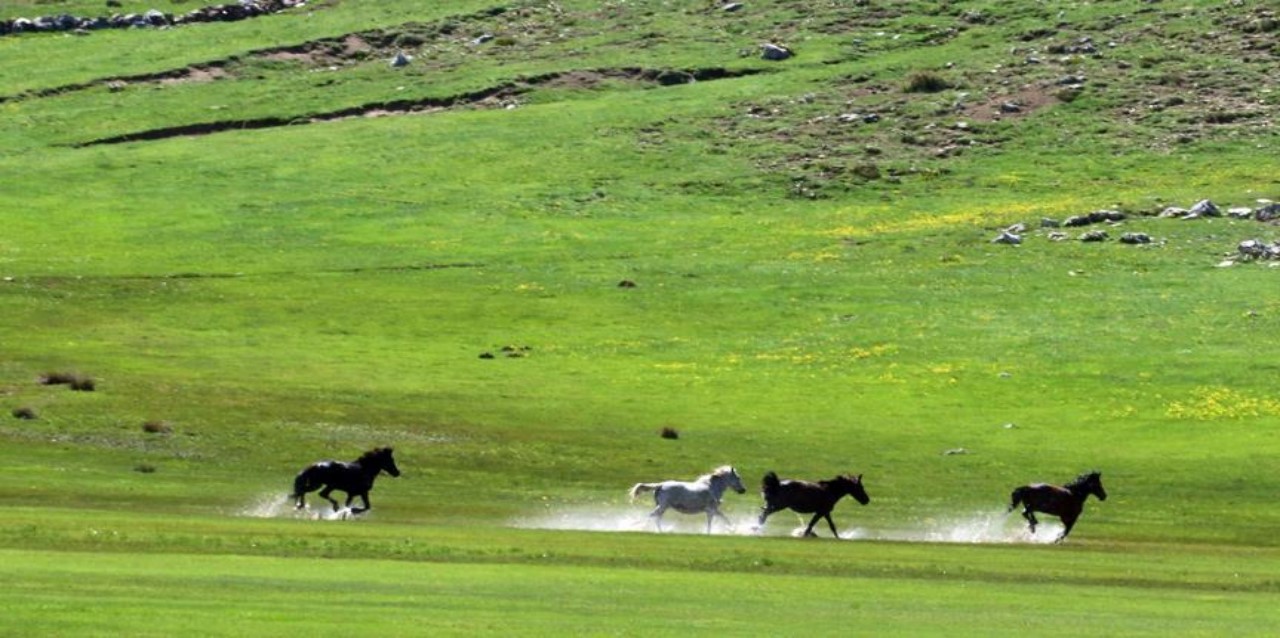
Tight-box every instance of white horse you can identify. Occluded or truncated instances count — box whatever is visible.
[628,465,747,534]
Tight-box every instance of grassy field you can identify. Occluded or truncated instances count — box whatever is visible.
[2,0,1279,634]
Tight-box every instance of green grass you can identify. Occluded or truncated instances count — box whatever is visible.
[2,0,1280,634]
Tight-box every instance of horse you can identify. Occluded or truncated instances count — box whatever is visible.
[1008,470,1107,542]
[757,471,870,538]
[291,447,401,514]
[628,465,746,534]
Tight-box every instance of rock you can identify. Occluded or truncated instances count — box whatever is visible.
[760,43,793,61]
[1254,201,1280,222]
[390,51,412,67]
[1189,199,1221,217]
[721,2,744,11]
[1041,218,1061,228]
[1080,230,1109,242]
[992,230,1022,245]
[1120,232,1152,244]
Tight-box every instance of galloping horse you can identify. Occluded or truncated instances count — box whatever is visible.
[292,447,401,514]
[1008,470,1107,542]
[757,471,870,538]
[628,465,746,534]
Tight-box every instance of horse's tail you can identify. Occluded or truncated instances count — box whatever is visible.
[762,471,781,496]
[628,482,659,501]
[1008,486,1027,512]
[292,466,318,500]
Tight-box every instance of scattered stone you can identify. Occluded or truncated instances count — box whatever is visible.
[390,51,412,68]
[618,279,637,288]
[992,230,1022,245]
[721,2,744,11]
[1041,218,1061,228]
[1,0,306,36]
[1237,239,1280,261]
[1063,210,1125,227]
[660,426,680,439]
[1119,232,1152,244]
[1048,231,1068,241]
[1080,230,1109,242]
[760,43,793,61]
[943,447,969,455]
[1188,199,1221,218]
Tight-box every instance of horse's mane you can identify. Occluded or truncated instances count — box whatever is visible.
[356,447,393,464]
[1065,470,1100,489]
[699,465,736,482]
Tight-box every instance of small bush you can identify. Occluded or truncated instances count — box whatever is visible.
[69,376,96,392]
[38,371,78,385]
[11,407,37,420]
[660,426,679,440]
[903,72,953,93]
[134,464,157,474]
[142,421,173,434]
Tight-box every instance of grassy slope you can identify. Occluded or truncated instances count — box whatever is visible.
[2,0,1279,633]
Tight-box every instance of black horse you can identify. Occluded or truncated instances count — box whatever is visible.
[1008,470,1107,542]
[757,471,870,538]
[291,447,401,514]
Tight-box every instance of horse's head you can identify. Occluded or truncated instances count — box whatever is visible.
[1087,471,1106,501]
[373,447,401,478]
[840,474,871,505]
[716,466,747,494]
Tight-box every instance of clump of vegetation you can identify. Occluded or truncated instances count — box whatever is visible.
[903,71,953,93]
[11,406,37,420]
[133,464,157,474]
[142,421,173,434]
[660,426,679,440]
[38,371,96,391]
[38,371,78,385]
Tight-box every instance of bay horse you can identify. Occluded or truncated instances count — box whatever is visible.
[757,471,870,538]
[628,465,746,534]
[1008,470,1107,542]
[291,447,401,514]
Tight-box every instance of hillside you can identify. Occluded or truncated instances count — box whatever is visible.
[1,0,1279,634]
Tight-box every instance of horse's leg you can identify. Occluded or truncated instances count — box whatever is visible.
[318,486,340,512]
[758,504,782,527]
[824,513,841,538]
[803,513,824,537]
[1021,508,1038,534]
[708,506,734,534]
[648,504,667,532]
[351,493,371,515]
[1056,513,1078,543]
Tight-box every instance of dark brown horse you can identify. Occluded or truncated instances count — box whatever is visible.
[292,447,401,514]
[1008,470,1107,542]
[757,471,870,538]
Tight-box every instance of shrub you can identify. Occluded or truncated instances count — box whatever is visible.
[142,421,172,434]
[38,371,77,385]
[11,407,37,420]
[903,72,953,93]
